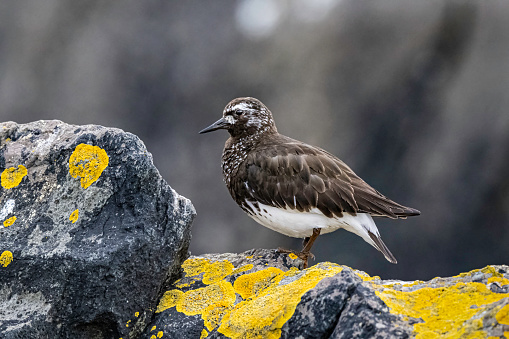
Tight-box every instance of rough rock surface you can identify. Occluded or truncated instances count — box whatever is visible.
[0,121,195,338]
[148,249,509,339]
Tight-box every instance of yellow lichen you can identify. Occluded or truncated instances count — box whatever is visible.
[203,301,234,331]
[150,335,156,339]
[376,281,509,338]
[487,276,509,286]
[3,216,16,227]
[231,264,254,275]
[134,311,139,317]
[203,261,234,285]
[69,144,109,189]
[234,267,284,300]
[288,253,298,260]
[126,320,130,327]
[497,303,509,325]
[69,209,79,223]
[177,280,236,316]
[151,326,156,331]
[156,289,184,313]
[504,331,509,339]
[1,165,27,189]
[182,258,211,277]
[218,263,343,339]
[157,331,163,338]
[200,329,208,339]
[0,251,13,267]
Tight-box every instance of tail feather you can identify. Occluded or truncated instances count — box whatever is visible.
[367,231,397,264]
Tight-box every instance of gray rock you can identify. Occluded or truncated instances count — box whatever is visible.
[0,120,195,338]
[147,249,509,339]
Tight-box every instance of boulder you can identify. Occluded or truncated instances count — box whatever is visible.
[0,121,195,338]
[148,249,509,339]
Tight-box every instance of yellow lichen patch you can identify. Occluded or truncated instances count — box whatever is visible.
[150,335,156,339]
[3,216,16,227]
[177,280,236,316]
[234,267,284,300]
[157,331,163,338]
[218,263,343,339]
[504,331,509,339]
[497,303,509,325]
[246,255,253,259]
[182,258,211,277]
[1,165,27,189]
[488,276,509,286]
[69,209,79,223]
[134,311,139,317]
[0,251,13,267]
[231,264,254,275]
[203,261,234,285]
[69,144,109,189]
[156,289,184,313]
[200,329,208,339]
[288,253,298,260]
[376,282,509,338]
[151,326,156,331]
[126,320,130,327]
[203,301,234,331]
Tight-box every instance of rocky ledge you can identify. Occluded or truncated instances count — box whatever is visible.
[147,249,509,339]
[1,121,508,339]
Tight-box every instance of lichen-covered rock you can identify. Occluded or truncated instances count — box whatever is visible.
[147,249,509,339]
[0,121,195,338]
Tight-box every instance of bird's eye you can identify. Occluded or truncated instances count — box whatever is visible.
[234,110,243,116]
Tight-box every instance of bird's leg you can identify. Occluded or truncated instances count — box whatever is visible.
[297,228,321,269]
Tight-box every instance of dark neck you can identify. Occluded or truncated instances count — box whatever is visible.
[222,128,277,186]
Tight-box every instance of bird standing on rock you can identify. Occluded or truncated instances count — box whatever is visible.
[200,97,420,268]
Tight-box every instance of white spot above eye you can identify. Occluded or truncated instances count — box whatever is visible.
[230,102,251,112]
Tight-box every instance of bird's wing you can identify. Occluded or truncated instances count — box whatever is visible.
[240,140,420,219]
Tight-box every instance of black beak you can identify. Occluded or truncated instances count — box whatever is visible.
[199,117,230,134]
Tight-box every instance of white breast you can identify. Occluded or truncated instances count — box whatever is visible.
[244,200,380,248]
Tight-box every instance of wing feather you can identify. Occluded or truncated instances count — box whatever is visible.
[237,136,420,219]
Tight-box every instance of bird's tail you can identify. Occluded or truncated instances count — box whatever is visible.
[367,230,397,264]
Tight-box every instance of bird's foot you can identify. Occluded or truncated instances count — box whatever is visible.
[277,247,314,269]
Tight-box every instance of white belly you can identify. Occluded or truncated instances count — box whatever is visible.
[244,200,380,247]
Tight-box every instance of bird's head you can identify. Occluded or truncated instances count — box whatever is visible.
[199,97,277,138]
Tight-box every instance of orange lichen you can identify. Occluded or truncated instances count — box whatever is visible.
[69,209,79,223]
[1,165,27,189]
[0,251,13,267]
[3,216,16,227]
[69,144,109,189]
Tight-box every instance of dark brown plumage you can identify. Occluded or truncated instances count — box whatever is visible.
[200,97,420,268]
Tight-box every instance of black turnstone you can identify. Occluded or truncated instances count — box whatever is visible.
[200,97,420,268]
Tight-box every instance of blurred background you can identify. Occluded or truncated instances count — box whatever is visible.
[1,0,508,281]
